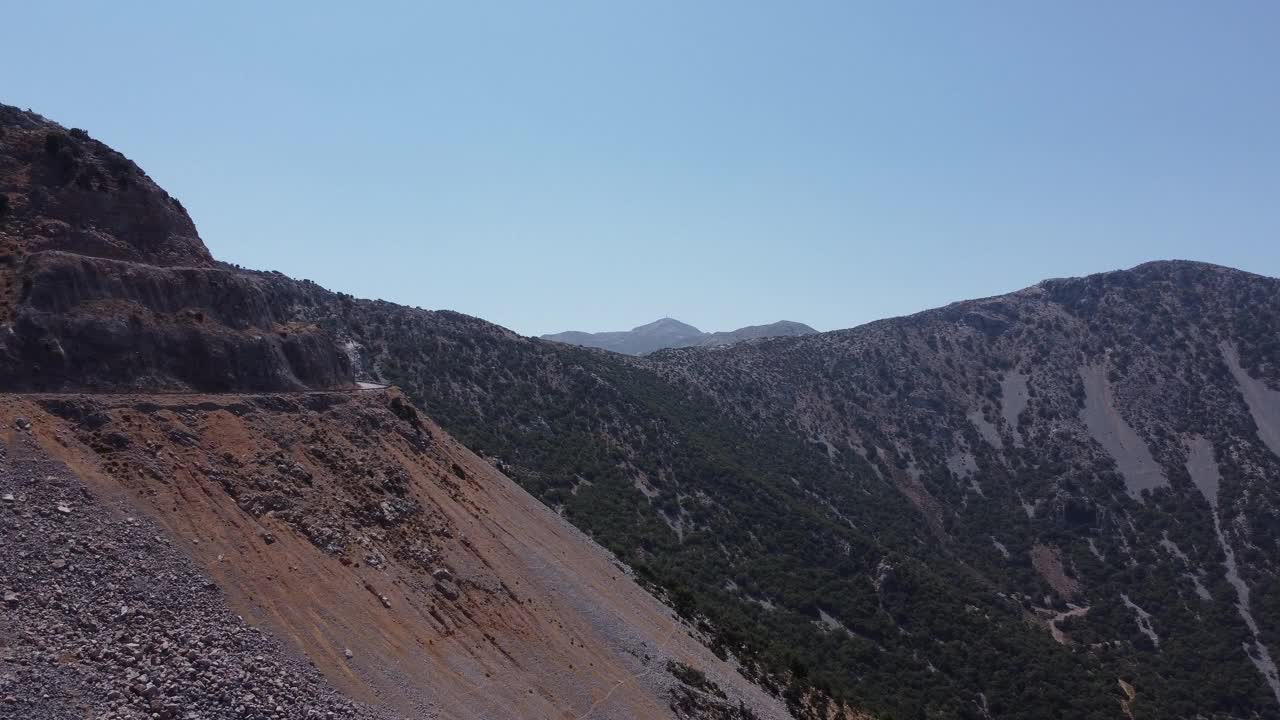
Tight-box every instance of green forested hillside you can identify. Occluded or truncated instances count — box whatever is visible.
[310,261,1280,719]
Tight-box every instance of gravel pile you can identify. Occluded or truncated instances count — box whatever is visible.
[0,429,392,720]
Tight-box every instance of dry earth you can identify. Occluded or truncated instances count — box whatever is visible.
[0,389,790,720]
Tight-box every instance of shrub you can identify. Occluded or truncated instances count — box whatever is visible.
[43,132,81,179]
[43,131,70,155]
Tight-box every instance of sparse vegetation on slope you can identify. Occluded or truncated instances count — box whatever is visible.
[6,101,1280,719]
[328,261,1280,719]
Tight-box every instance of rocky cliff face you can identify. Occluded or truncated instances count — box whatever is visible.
[0,251,353,391]
[0,104,211,270]
[0,104,353,392]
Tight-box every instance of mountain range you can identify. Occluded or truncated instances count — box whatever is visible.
[542,318,817,355]
[3,102,1280,720]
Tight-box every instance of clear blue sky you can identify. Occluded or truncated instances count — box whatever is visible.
[7,2,1278,336]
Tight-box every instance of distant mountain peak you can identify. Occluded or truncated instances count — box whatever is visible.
[631,317,703,335]
[541,317,816,355]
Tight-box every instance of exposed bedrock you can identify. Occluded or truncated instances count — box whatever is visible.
[0,252,353,392]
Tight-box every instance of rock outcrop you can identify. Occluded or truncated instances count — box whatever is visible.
[0,104,352,392]
[0,104,211,269]
[0,252,353,391]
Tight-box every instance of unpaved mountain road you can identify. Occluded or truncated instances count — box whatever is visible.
[0,382,391,399]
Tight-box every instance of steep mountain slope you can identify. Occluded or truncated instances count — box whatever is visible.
[329,262,1280,719]
[646,261,1280,716]
[1,389,791,719]
[542,318,816,355]
[0,421,385,720]
[9,101,1280,719]
[338,309,1120,718]
[0,104,799,719]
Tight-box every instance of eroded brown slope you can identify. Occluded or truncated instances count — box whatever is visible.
[0,389,789,720]
[0,424,387,720]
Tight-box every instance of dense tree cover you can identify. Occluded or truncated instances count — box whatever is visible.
[346,262,1280,719]
[385,346,1124,718]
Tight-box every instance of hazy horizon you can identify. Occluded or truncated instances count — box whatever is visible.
[6,2,1278,336]
[482,257,1274,337]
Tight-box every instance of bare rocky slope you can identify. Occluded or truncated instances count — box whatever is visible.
[0,418,389,720]
[0,391,793,719]
[0,104,802,720]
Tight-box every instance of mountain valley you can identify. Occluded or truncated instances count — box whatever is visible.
[3,102,1280,720]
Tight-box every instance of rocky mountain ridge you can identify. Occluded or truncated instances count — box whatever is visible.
[542,318,817,355]
[328,260,1280,719]
[637,260,1280,715]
